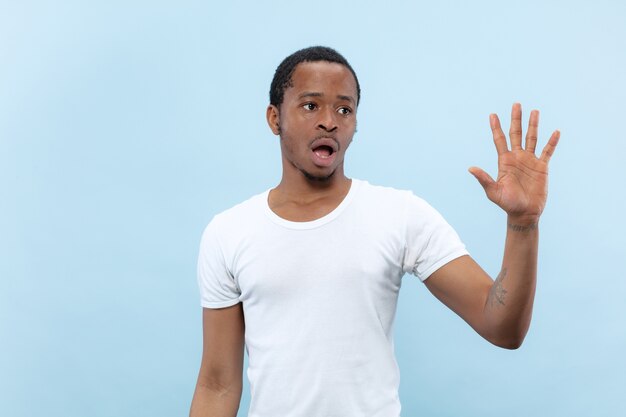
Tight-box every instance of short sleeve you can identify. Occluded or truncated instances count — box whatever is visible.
[197,218,241,308]
[402,192,469,281]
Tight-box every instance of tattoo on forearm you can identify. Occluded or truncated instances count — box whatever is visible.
[508,222,538,232]
[488,268,508,307]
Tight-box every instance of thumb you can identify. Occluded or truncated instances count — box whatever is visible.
[468,166,496,197]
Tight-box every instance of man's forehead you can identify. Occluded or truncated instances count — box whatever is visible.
[287,61,358,99]
[291,61,354,80]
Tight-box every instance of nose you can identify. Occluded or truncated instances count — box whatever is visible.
[317,106,338,132]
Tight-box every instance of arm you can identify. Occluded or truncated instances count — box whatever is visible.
[190,303,245,417]
[425,103,560,349]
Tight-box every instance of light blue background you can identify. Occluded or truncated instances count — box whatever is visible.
[1,1,625,416]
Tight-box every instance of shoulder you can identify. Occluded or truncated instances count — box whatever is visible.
[354,179,431,212]
[353,179,449,233]
[203,190,268,235]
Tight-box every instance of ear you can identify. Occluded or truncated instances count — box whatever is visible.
[266,105,281,135]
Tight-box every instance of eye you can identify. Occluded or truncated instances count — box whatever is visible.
[337,107,352,116]
[302,102,317,111]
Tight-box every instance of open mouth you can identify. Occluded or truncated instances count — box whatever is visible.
[313,145,335,159]
[310,137,338,167]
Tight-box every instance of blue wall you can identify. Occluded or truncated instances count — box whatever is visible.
[1,1,624,416]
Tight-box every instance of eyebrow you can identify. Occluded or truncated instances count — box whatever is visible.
[298,92,355,104]
[298,92,323,100]
[337,95,355,104]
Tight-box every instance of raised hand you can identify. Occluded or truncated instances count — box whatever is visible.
[469,103,560,225]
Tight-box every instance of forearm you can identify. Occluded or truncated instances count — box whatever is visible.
[189,379,242,417]
[482,214,540,349]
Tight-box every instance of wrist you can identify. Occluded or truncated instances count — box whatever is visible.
[507,214,539,232]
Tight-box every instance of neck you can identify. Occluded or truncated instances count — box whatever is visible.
[268,174,352,222]
[274,168,351,204]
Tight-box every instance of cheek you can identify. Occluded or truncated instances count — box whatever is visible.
[279,134,301,157]
[279,110,308,130]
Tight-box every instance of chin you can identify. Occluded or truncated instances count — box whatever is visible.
[301,168,336,182]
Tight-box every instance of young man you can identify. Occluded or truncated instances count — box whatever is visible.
[189,46,560,417]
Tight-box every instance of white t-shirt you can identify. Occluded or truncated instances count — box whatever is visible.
[197,179,468,417]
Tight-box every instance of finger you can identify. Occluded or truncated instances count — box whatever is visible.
[525,109,539,154]
[490,113,509,155]
[509,103,523,150]
[539,130,561,163]
[468,166,497,198]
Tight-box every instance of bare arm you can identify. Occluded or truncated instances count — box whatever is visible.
[190,303,245,417]
[425,103,560,349]
[425,227,538,349]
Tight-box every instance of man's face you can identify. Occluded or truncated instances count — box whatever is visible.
[267,61,358,182]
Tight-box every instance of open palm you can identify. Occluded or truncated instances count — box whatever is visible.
[469,103,560,221]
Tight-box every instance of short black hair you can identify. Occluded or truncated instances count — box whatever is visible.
[269,46,361,107]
